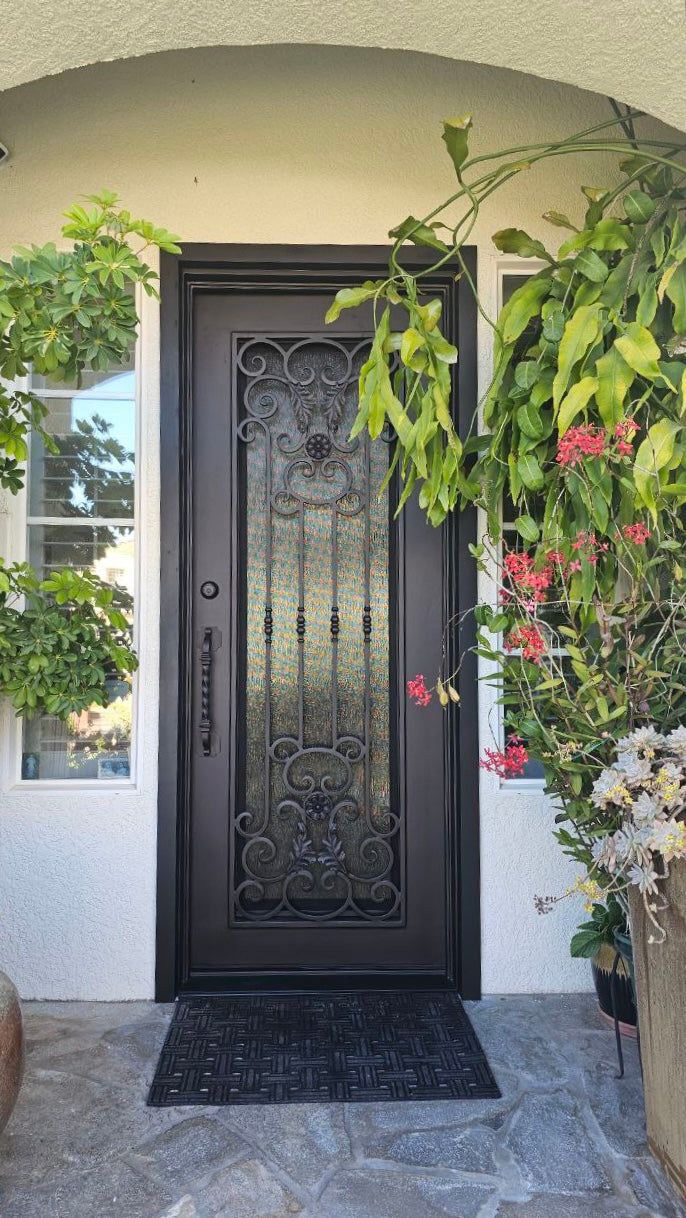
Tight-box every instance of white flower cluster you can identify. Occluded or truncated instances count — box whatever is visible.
[591,726,686,903]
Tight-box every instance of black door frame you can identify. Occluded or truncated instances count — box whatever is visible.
[155,244,481,1001]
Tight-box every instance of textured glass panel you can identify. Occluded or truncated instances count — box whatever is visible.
[29,397,135,519]
[234,335,399,924]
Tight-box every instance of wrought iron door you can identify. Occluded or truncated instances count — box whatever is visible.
[184,280,455,989]
[234,334,400,925]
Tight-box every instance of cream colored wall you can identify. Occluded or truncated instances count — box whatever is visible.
[0,46,678,998]
[1,1,685,134]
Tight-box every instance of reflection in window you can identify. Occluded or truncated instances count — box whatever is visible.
[21,361,136,781]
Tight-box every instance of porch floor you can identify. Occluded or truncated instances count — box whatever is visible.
[1,995,684,1218]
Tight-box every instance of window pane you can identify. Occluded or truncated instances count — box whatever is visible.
[27,524,134,601]
[29,397,135,520]
[30,366,135,396]
[22,686,132,781]
[21,523,135,781]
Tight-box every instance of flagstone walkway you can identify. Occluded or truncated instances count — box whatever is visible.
[0,994,684,1218]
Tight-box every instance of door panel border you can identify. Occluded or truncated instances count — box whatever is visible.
[156,245,480,999]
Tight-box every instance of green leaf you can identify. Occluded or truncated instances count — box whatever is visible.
[594,346,635,430]
[517,402,546,439]
[573,249,608,283]
[514,515,540,542]
[542,210,578,231]
[636,281,658,327]
[658,262,679,303]
[623,189,656,223]
[634,418,682,518]
[553,303,602,409]
[665,261,686,333]
[325,281,381,323]
[388,216,450,254]
[492,228,552,262]
[499,275,551,346]
[614,322,662,381]
[570,929,604,959]
[441,114,473,174]
[559,218,632,256]
[557,375,599,435]
[514,360,540,390]
[542,306,565,342]
[517,452,545,491]
[400,327,426,370]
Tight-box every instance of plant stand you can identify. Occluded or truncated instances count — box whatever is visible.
[630,867,686,1203]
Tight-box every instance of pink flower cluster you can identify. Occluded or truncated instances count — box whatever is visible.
[556,417,640,469]
[622,522,650,545]
[556,424,606,468]
[407,674,432,707]
[505,623,547,663]
[569,530,610,569]
[503,551,552,606]
[480,735,529,778]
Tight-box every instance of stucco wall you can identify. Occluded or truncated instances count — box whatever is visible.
[1,1,685,134]
[0,45,679,999]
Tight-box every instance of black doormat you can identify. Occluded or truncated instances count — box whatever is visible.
[147,991,500,1106]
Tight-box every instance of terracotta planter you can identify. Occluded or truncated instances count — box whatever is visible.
[630,864,686,1203]
[0,971,24,1134]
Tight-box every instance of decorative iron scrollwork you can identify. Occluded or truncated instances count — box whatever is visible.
[233,335,401,925]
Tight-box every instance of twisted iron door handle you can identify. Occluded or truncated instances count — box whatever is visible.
[199,627,213,756]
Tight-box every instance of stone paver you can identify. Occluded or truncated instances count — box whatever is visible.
[0,995,683,1218]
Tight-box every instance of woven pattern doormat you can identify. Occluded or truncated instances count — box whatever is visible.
[148,991,500,1106]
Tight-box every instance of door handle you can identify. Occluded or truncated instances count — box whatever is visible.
[199,627,213,756]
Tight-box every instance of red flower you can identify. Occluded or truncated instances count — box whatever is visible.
[571,530,597,551]
[407,674,432,707]
[613,419,639,458]
[614,418,638,438]
[503,550,553,604]
[556,425,606,468]
[505,624,547,663]
[480,735,529,778]
[622,522,651,545]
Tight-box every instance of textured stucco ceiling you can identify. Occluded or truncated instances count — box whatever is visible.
[1,1,685,132]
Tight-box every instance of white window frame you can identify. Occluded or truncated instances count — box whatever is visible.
[2,309,142,791]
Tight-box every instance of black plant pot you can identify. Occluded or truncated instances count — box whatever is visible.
[591,942,637,1032]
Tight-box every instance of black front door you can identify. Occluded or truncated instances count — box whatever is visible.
[158,247,480,996]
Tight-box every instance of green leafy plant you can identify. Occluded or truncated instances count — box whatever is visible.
[327,110,686,541]
[570,895,627,959]
[0,192,180,718]
[332,108,686,946]
[0,563,137,718]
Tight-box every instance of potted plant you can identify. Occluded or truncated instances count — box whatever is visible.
[0,195,179,1130]
[329,105,686,1197]
[571,897,636,1033]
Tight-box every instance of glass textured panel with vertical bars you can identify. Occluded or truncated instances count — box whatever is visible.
[21,363,136,781]
[234,335,400,924]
